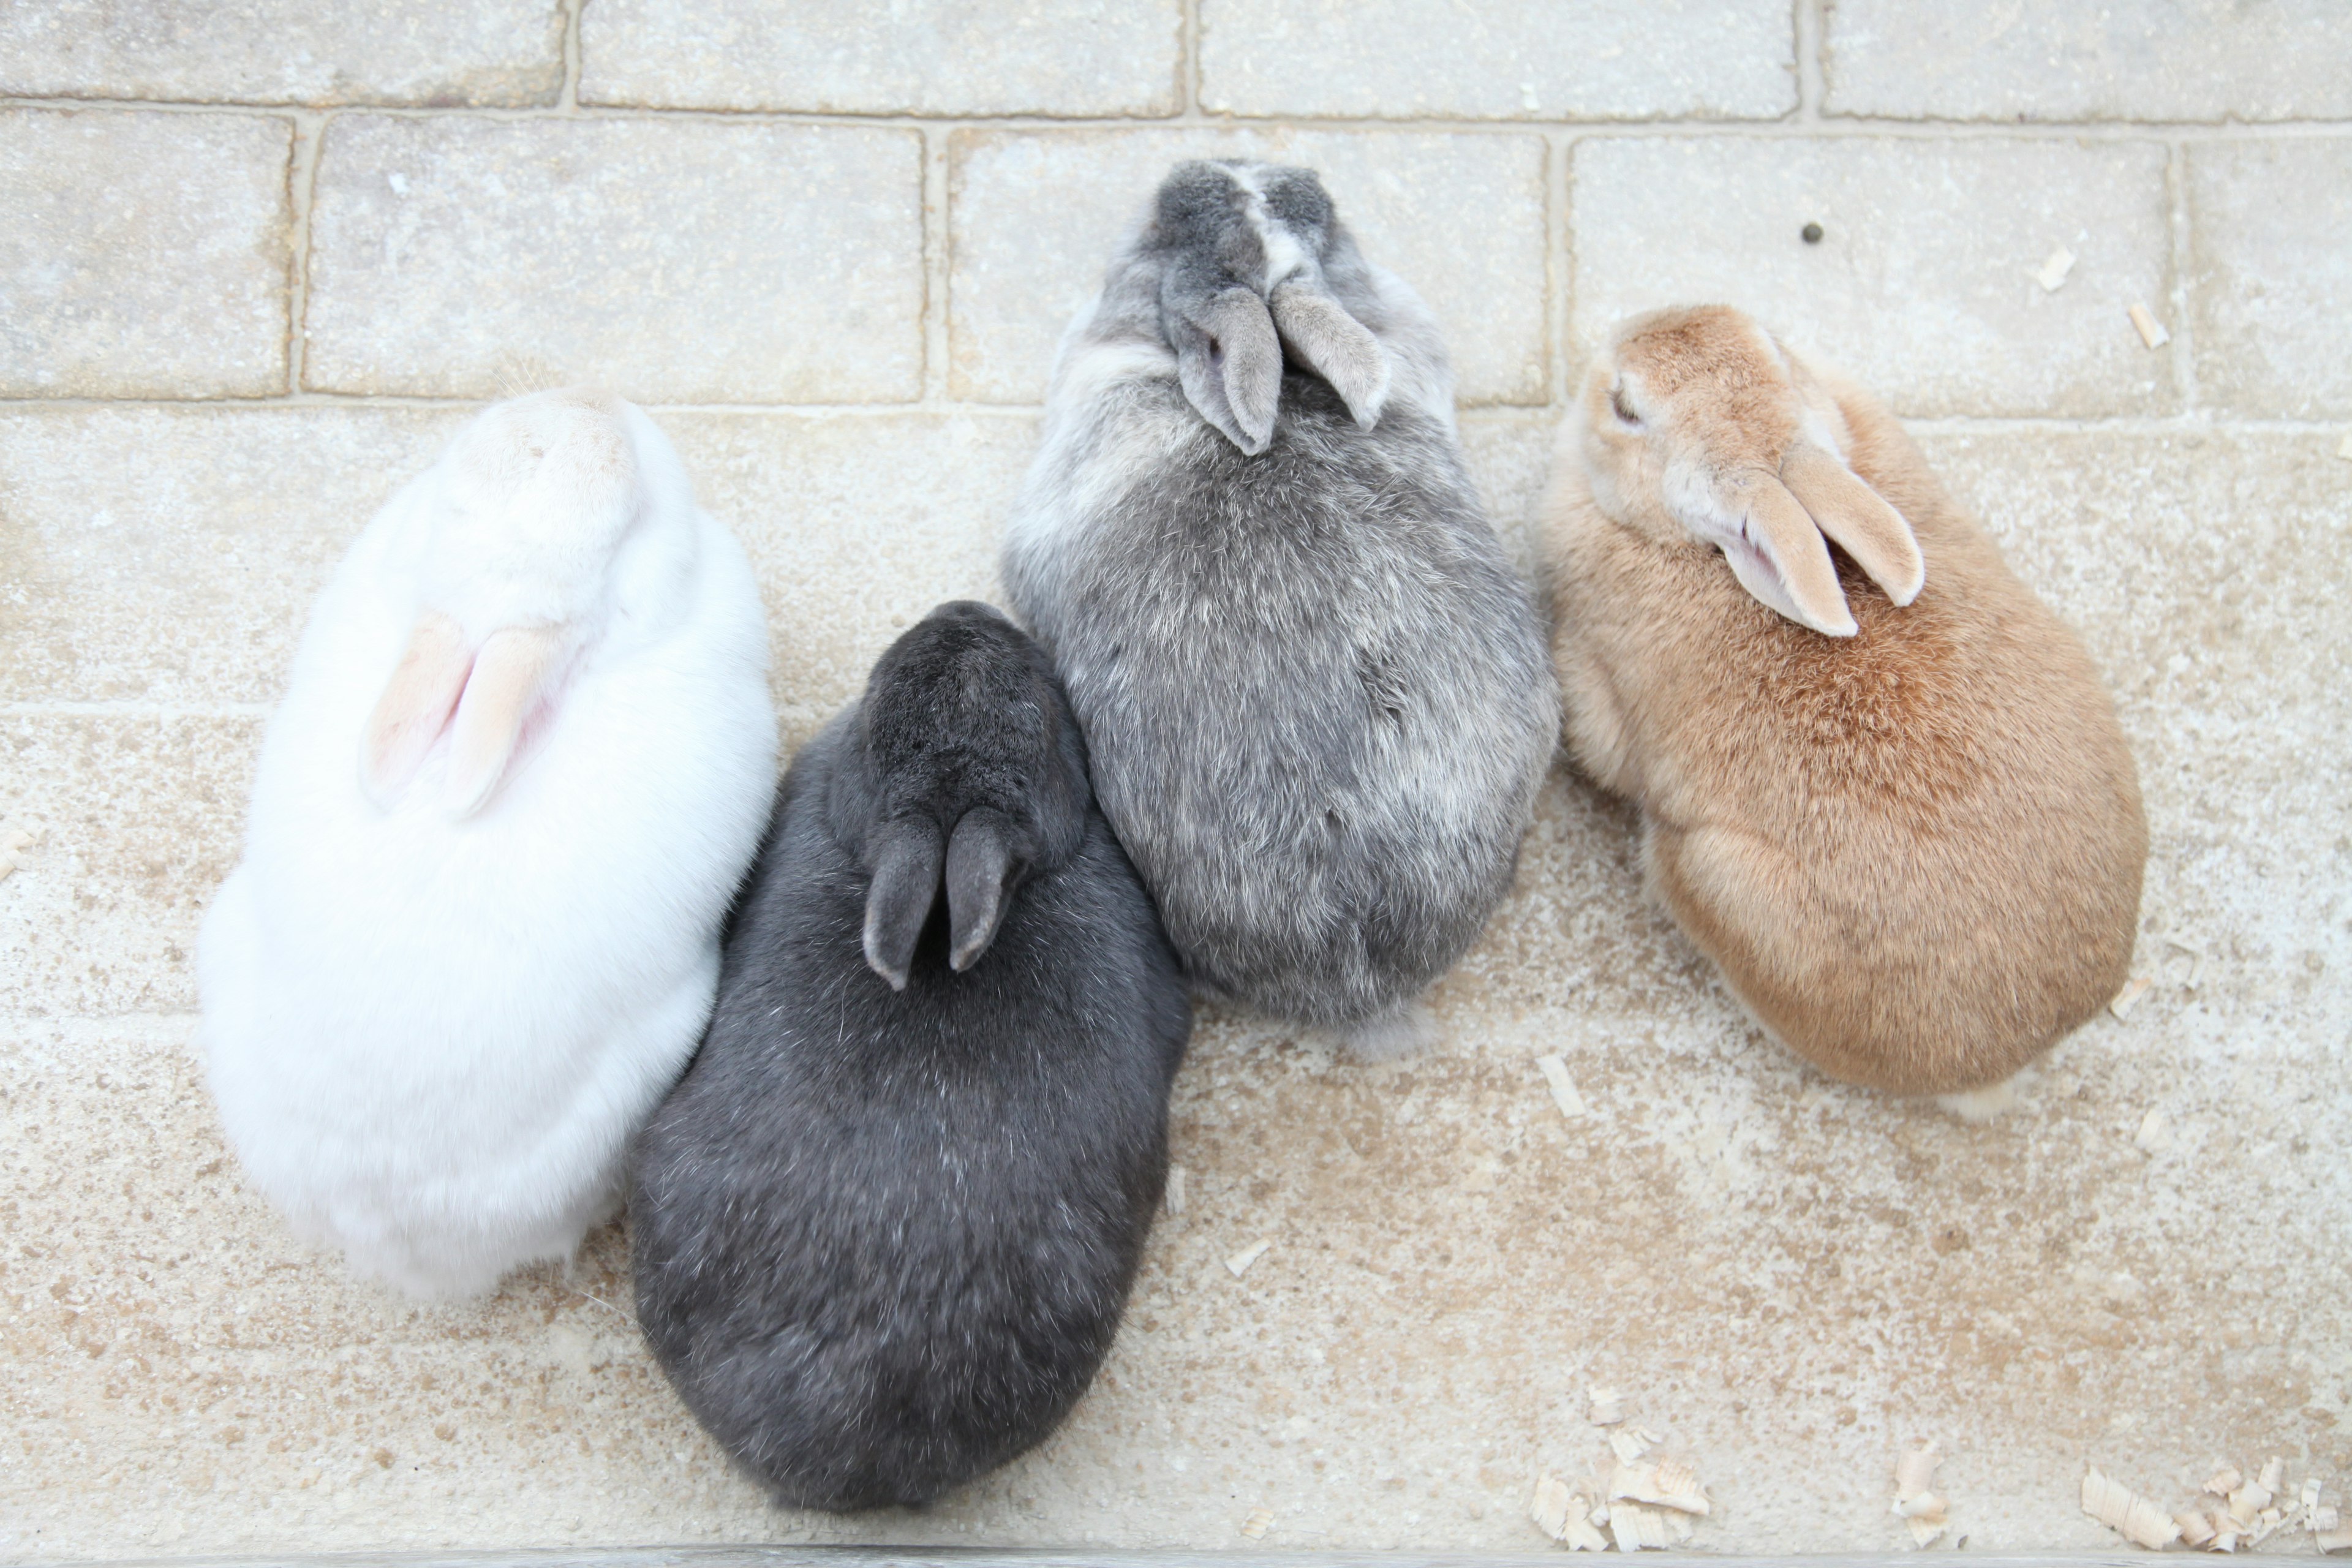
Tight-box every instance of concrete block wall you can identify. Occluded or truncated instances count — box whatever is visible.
[2,1,2349,1559]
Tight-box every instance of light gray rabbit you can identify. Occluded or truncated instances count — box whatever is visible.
[1002,159,1558,1053]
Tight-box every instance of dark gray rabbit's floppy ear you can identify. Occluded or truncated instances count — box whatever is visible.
[1173,288,1281,455]
[1270,279,1390,429]
[944,809,1021,973]
[863,817,945,990]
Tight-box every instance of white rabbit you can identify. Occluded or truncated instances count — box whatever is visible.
[199,388,777,1299]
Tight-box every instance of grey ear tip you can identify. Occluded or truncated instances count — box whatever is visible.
[865,951,911,991]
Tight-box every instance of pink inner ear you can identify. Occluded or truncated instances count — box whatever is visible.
[360,612,473,809]
[441,624,567,820]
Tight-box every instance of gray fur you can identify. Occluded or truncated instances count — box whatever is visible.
[1001,160,1559,1041]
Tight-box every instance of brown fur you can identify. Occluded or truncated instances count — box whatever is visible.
[1544,306,2146,1095]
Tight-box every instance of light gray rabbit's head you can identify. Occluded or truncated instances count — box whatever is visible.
[1142,160,1392,455]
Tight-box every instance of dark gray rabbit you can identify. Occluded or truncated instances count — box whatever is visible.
[1002,159,1559,1054]
[629,600,1191,1511]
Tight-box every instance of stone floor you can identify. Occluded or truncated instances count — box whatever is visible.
[3,0,2350,1560]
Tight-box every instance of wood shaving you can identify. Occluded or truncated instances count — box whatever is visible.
[1536,1054,1587,1120]
[2258,1458,2286,1495]
[1607,1500,1675,1550]
[2083,1466,2184,1549]
[1530,1476,1608,1551]
[1608,1428,1656,1465]
[1531,1474,1575,1541]
[2320,1521,2352,1553]
[1609,1458,1710,1516]
[1239,1506,1273,1540]
[2133,1107,2169,1153]
[2204,1467,2244,1497]
[2177,1510,2217,1548]
[1586,1385,1624,1426]
[2109,975,2154,1020]
[2164,940,2206,990]
[2302,1481,2324,1526]
[1893,1439,1950,1545]
[2036,246,2077,292]
[2128,303,2173,349]
[2226,1477,2271,1526]
[1224,1239,1270,1278]
[1894,1440,1942,1501]
[1164,1164,1186,1216]
[2338,431,2352,462]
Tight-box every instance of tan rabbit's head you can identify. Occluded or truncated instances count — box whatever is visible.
[1572,304,1924,638]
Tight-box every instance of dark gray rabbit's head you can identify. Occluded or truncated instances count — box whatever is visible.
[1144,160,1392,456]
[833,601,1090,990]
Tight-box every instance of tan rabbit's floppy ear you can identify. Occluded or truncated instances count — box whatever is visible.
[440,624,568,819]
[863,817,945,992]
[360,612,472,808]
[1705,477,1860,638]
[943,809,1021,974]
[1174,287,1281,455]
[1270,278,1390,429]
[1781,440,1925,606]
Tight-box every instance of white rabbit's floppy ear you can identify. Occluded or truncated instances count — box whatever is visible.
[944,809,1021,974]
[441,624,567,818]
[358,615,569,817]
[863,817,945,991]
[1680,473,1859,638]
[1780,439,1924,606]
[361,611,472,808]
[1270,278,1389,429]
[1174,287,1281,455]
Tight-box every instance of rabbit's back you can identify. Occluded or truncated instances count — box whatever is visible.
[202,502,774,1294]
[633,728,1187,1510]
[1011,375,1556,1025]
[1550,417,2144,1092]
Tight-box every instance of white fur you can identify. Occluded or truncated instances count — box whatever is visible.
[198,391,777,1300]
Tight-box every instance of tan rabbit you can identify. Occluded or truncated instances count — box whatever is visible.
[1542,304,2145,1098]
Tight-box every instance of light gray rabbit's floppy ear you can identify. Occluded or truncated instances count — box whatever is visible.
[943,807,1021,973]
[863,816,945,991]
[1270,278,1389,428]
[1171,287,1282,455]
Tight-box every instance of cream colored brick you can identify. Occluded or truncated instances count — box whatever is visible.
[2188,140,2352,418]
[950,128,1548,405]
[1826,0,2352,122]
[0,715,255,1018]
[303,116,924,403]
[1570,136,2176,417]
[0,406,465,705]
[581,0,1182,116]
[1200,0,1793,121]
[0,109,290,399]
[0,0,564,107]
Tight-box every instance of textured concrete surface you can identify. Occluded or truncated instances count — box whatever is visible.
[0,109,292,399]
[304,117,925,403]
[1823,0,2352,123]
[4,1,2351,1562]
[1196,0,1795,122]
[2185,139,2352,420]
[1569,137,2177,418]
[0,0,564,108]
[581,0,1183,116]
